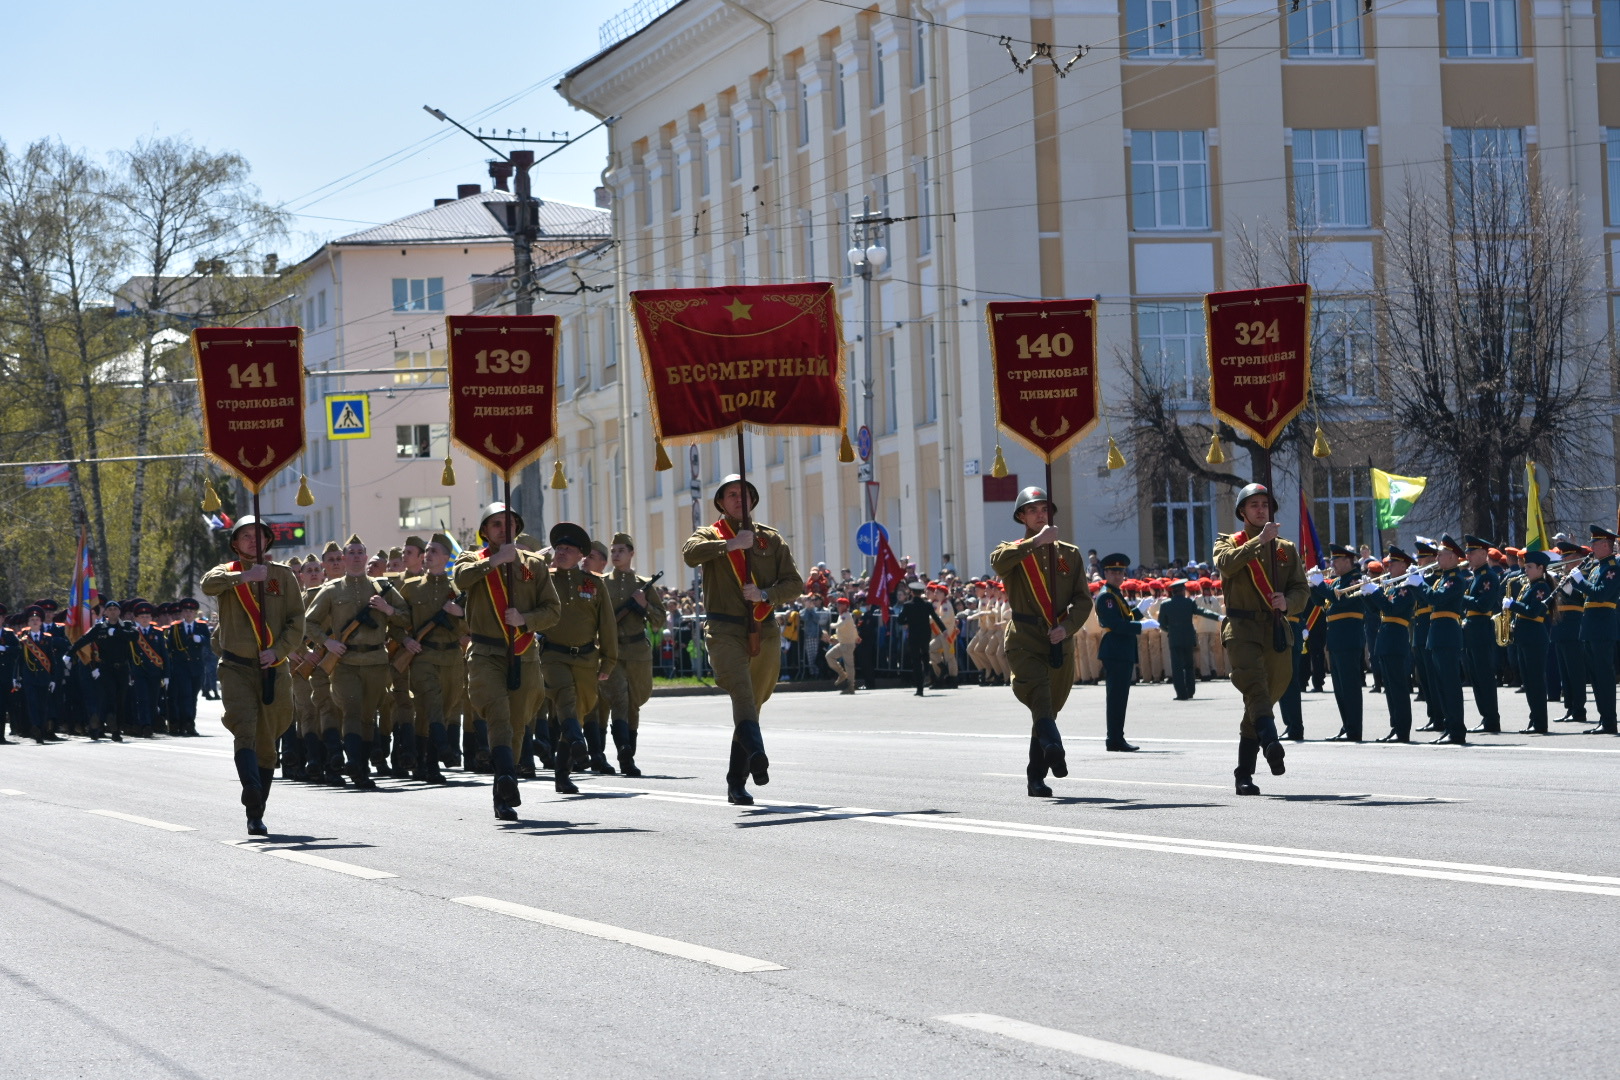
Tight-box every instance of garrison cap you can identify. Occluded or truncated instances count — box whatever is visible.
[1384,546,1413,565]
[1328,544,1356,559]
[322,540,341,555]
[1590,524,1619,542]
[589,539,610,560]
[387,547,403,560]
[1439,534,1466,556]
[403,535,427,551]
[612,532,635,549]
[344,534,365,548]
[1463,535,1493,552]
[429,532,456,553]
[549,522,591,553]
[285,557,302,569]
[1523,549,1553,567]
[1100,553,1132,571]
[515,532,541,551]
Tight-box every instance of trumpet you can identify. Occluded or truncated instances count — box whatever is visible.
[1546,553,1597,586]
[1331,563,1441,597]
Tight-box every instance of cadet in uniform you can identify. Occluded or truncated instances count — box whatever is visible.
[310,540,347,782]
[1213,484,1309,794]
[165,597,207,737]
[200,517,306,835]
[1504,550,1556,734]
[1566,524,1620,735]
[989,486,1094,797]
[1412,535,1469,745]
[128,602,168,737]
[1410,539,1443,732]
[1551,539,1590,724]
[579,539,615,774]
[1308,545,1367,742]
[1159,580,1219,701]
[603,532,666,776]
[304,535,410,789]
[397,532,464,783]
[16,606,62,743]
[1363,547,1419,742]
[1095,554,1155,751]
[384,543,420,778]
[540,523,619,790]
[682,474,804,806]
[1460,536,1503,734]
[454,503,562,821]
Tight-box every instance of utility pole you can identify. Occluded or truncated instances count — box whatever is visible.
[846,196,889,572]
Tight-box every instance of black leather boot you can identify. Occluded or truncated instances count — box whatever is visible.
[586,721,616,774]
[735,720,769,785]
[1026,734,1052,797]
[613,719,640,777]
[345,733,377,790]
[472,719,493,773]
[1033,716,1067,777]
[553,738,579,795]
[324,728,347,784]
[725,737,753,805]
[427,721,457,768]
[1234,738,1262,796]
[390,723,415,778]
[517,731,537,779]
[416,737,446,782]
[491,744,521,817]
[235,748,267,833]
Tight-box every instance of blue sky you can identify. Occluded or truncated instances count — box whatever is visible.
[7,0,624,264]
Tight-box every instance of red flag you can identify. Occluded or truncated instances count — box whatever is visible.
[867,531,904,624]
[67,529,98,642]
[1298,489,1322,571]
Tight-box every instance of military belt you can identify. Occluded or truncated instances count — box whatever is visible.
[1556,605,1584,612]
[1586,602,1617,609]
[342,642,383,653]
[1381,617,1411,628]
[1326,612,1363,622]
[1430,611,1461,620]
[1517,615,1545,623]
[470,633,514,649]
[705,612,745,625]
[419,640,458,651]
[1011,612,1046,627]
[543,640,597,657]
[1465,611,1489,618]
[221,649,259,667]
[1224,609,1272,622]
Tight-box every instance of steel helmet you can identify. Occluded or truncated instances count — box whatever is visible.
[229,515,275,547]
[1233,483,1278,520]
[1012,486,1057,522]
[478,502,524,539]
[712,474,760,515]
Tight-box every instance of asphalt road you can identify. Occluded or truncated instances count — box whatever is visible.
[2,674,1616,1080]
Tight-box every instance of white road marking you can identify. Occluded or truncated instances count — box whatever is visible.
[450,896,785,973]
[742,726,1620,753]
[983,775,1461,802]
[938,1014,1274,1080]
[222,840,396,879]
[592,785,1620,897]
[87,809,195,832]
[119,743,234,758]
[0,789,25,796]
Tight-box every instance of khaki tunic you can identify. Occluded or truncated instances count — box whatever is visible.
[1214,532,1310,738]
[385,571,414,733]
[398,572,466,733]
[305,574,409,738]
[452,547,560,751]
[542,567,619,723]
[200,560,306,759]
[683,518,804,724]
[989,537,1094,719]
[602,569,668,731]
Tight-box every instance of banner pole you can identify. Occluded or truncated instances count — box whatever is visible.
[1045,460,1063,669]
[738,428,760,658]
[504,477,520,691]
[253,490,274,706]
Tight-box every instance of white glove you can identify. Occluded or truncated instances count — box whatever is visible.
[1563,581,1576,595]
[1140,618,1159,631]
[1134,598,1153,614]
[48,682,55,692]
[1406,570,1423,587]
[91,669,100,680]
[1570,569,1586,585]
[161,678,169,688]
[1360,580,1378,596]
[1501,596,1514,611]
[1300,628,1309,641]
[1307,570,1325,587]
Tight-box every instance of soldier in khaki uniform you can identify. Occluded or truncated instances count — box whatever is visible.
[1213,483,1310,795]
[682,474,804,805]
[989,486,1095,798]
[541,524,619,791]
[310,540,346,783]
[200,517,306,835]
[603,531,666,777]
[304,535,410,790]
[381,544,419,778]
[278,557,310,780]
[291,555,326,782]
[574,539,615,774]
[397,532,465,784]
[453,503,561,821]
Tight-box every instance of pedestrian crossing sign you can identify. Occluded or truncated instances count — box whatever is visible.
[326,394,370,440]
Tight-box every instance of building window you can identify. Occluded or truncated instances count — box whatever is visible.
[393,349,445,386]
[1150,477,1214,568]
[1125,0,1202,58]
[1445,0,1520,57]
[396,423,450,460]
[1450,127,1527,224]
[798,81,811,147]
[834,63,847,128]
[1607,129,1620,226]
[871,39,886,106]
[800,209,816,279]
[915,158,932,255]
[399,496,451,532]
[1313,298,1376,399]
[921,322,938,423]
[731,116,744,181]
[1292,129,1369,228]
[670,159,682,213]
[1130,131,1209,230]
[1312,467,1375,550]
[914,24,928,85]
[317,289,328,327]
[391,277,444,313]
[1605,0,1620,56]
[1288,0,1363,57]
[882,335,898,433]
[701,138,712,196]
[1136,301,1206,400]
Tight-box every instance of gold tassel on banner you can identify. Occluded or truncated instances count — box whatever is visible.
[1205,431,1226,465]
[654,439,673,472]
[990,444,1008,478]
[1312,425,1332,459]
[837,431,855,463]
[295,474,315,507]
[201,479,222,513]
[549,461,568,490]
[440,457,456,486]
[1106,436,1127,471]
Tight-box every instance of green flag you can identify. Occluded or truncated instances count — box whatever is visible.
[1370,467,1427,530]
[1525,461,1548,552]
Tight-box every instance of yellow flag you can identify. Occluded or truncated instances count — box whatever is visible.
[1370,468,1426,530]
[1525,462,1548,552]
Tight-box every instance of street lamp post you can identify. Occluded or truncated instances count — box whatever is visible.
[846,195,887,571]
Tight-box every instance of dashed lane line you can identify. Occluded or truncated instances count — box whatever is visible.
[451,896,785,973]
[221,840,396,880]
[938,1014,1274,1080]
[982,775,1462,801]
[86,810,195,832]
[0,789,24,796]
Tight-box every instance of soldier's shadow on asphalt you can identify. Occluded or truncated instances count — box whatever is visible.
[730,806,951,827]
[1268,794,1451,806]
[241,836,380,850]
[573,774,698,782]
[498,819,652,836]
[1048,797,1222,810]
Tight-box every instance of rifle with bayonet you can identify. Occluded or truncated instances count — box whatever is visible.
[314,579,386,676]
[391,590,467,673]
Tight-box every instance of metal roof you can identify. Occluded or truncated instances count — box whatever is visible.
[333,189,610,247]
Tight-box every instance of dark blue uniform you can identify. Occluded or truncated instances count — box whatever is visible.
[1157,593,1219,700]
[1506,573,1555,733]
[15,629,62,741]
[1365,576,1420,740]
[1420,563,1470,743]
[1311,569,1367,741]
[128,623,169,735]
[165,615,209,736]
[1570,553,1620,733]
[1461,562,1503,732]
[1551,574,1588,723]
[1094,585,1144,747]
[0,626,17,741]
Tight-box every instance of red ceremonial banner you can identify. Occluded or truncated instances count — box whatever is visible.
[191,327,306,494]
[1205,283,1312,449]
[985,299,1099,463]
[444,315,559,481]
[630,283,846,443]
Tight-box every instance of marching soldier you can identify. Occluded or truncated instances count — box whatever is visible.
[1159,580,1219,701]
[1504,550,1556,734]
[1213,484,1309,794]
[682,474,804,805]
[1461,536,1503,733]
[310,540,347,783]
[823,596,859,694]
[1308,545,1367,742]
[579,539,615,774]
[1095,554,1154,751]
[383,541,422,779]
[1411,539,1444,733]
[989,486,1094,797]
[1565,524,1620,735]
[281,558,316,781]
[15,606,62,743]
[540,523,619,789]
[128,602,168,737]
[397,533,465,783]
[604,532,666,776]
[0,605,16,744]
[1363,547,1419,742]
[304,535,410,790]
[453,503,561,821]
[165,597,207,737]
[292,556,329,782]
[1411,535,1469,745]
[1551,539,1591,725]
[200,517,306,835]
[898,581,946,696]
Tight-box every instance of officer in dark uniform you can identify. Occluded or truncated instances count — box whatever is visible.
[1414,535,1469,745]
[16,607,62,742]
[1277,603,1310,742]
[1364,546,1419,742]
[897,581,945,696]
[1309,545,1367,742]
[1095,554,1155,750]
[1410,539,1443,732]
[1158,579,1219,701]
[1565,524,1620,735]
[1551,539,1590,724]
[127,601,168,737]
[854,602,881,689]
[1460,536,1503,733]
[165,597,208,737]
[1505,550,1556,734]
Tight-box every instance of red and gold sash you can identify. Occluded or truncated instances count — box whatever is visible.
[482,547,535,655]
[1230,531,1279,604]
[22,635,50,672]
[230,561,273,655]
[1020,551,1058,627]
[713,518,772,622]
[135,629,164,670]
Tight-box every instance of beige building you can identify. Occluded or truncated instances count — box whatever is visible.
[253,187,609,550]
